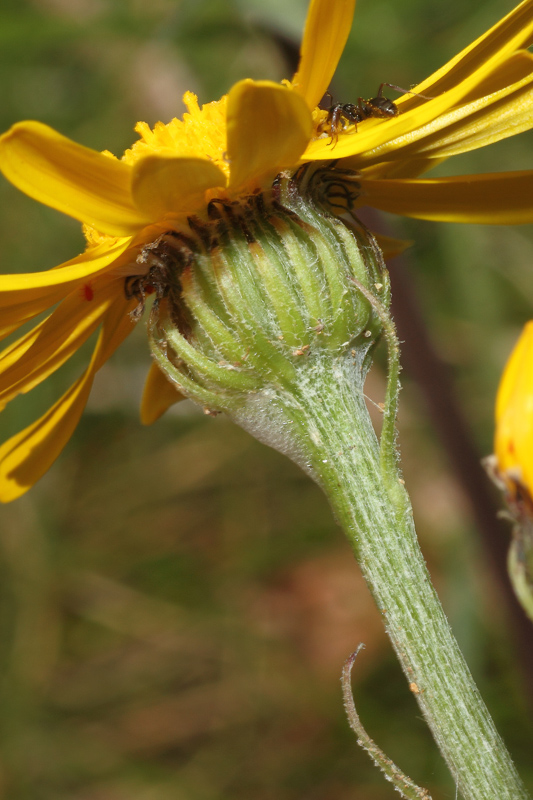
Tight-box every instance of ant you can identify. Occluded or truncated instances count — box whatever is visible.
[320,83,432,146]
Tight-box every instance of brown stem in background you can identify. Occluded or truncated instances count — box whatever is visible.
[387,251,533,702]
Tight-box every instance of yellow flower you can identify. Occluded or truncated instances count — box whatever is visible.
[2,0,533,502]
[494,321,533,501]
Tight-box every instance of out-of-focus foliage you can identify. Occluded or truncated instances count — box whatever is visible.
[0,0,532,797]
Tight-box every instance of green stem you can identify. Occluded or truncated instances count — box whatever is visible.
[280,352,529,800]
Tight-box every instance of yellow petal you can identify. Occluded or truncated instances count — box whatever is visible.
[305,73,529,162]
[304,2,533,163]
[140,361,185,425]
[359,157,447,181]
[399,79,533,161]
[351,61,533,166]
[0,279,122,410]
[0,238,132,339]
[358,172,533,225]
[292,0,357,110]
[404,0,533,102]
[0,122,150,236]
[0,295,135,503]
[456,49,533,103]
[94,292,137,368]
[496,322,533,423]
[226,80,312,189]
[131,155,227,218]
[0,371,94,502]
[0,296,68,341]
[495,321,533,495]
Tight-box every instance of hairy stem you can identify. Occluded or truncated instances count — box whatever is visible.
[286,352,529,800]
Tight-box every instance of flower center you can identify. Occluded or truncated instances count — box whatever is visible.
[122,91,229,183]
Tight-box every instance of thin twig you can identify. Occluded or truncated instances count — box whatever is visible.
[342,646,433,800]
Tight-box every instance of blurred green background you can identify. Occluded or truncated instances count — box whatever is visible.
[1,0,533,797]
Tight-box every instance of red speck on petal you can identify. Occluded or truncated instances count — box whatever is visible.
[508,441,515,455]
[82,284,94,301]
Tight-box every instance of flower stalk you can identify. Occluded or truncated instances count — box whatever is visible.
[145,171,530,800]
[294,339,527,800]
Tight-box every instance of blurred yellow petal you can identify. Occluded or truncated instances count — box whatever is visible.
[94,293,137,368]
[495,321,533,495]
[0,361,97,502]
[358,172,533,225]
[226,80,312,189]
[140,361,185,425]
[496,323,533,423]
[0,295,135,502]
[131,155,227,218]
[0,122,150,236]
[0,279,123,410]
[0,297,67,341]
[292,0,356,110]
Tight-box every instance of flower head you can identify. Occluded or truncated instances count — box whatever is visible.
[2,0,533,501]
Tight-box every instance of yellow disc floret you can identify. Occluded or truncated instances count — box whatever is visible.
[123,91,230,183]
